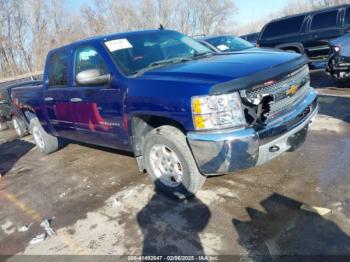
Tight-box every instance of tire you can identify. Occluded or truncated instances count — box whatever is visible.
[29,117,58,154]
[12,116,28,137]
[0,122,8,131]
[143,125,206,199]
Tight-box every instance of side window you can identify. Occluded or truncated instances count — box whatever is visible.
[345,7,350,25]
[262,15,305,38]
[48,52,68,87]
[311,10,338,30]
[74,47,108,78]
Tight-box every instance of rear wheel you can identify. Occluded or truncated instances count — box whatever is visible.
[143,125,206,199]
[29,117,58,154]
[12,116,28,137]
[0,122,8,131]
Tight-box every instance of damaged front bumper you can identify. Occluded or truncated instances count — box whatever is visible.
[187,88,318,176]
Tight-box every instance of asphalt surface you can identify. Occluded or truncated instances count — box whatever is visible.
[0,71,349,260]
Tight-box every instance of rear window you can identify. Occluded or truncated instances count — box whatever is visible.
[311,10,338,30]
[345,7,350,25]
[261,15,305,39]
[48,51,68,87]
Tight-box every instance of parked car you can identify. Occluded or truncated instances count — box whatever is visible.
[257,4,350,60]
[197,35,256,52]
[240,32,260,45]
[12,29,318,198]
[0,80,41,135]
[326,33,350,83]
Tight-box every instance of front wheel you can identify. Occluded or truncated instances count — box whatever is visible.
[0,122,8,131]
[29,117,59,154]
[143,125,206,199]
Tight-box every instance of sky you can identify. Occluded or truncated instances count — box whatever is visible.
[235,0,289,26]
[70,0,290,27]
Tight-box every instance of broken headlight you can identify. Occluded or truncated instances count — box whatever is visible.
[191,92,246,130]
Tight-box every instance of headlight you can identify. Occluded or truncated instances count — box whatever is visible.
[191,92,245,130]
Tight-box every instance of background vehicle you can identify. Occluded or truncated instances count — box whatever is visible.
[0,80,41,136]
[258,4,350,61]
[326,33,350,83]
[197,35,256,52]
[12,30,318,198]
[240,32,260,45]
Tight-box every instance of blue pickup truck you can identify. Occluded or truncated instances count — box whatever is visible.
[12,29,318,198]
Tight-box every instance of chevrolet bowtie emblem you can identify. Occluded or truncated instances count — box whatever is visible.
[286,84,299,96]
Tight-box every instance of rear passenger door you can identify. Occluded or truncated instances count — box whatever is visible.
[69,45,124,149]
[44,50,77,139]
[307,9,342,58]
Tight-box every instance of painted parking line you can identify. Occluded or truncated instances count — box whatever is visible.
[0,190,88,255]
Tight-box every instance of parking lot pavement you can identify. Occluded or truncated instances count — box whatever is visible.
[0,72,350,259]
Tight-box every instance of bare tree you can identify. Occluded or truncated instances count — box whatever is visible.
[1,0,348,79]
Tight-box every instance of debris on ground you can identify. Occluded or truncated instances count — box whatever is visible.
[59,192,66,198]
[301,204,332,216]
[122,189,134,200]
[112,198,121,208]
[40,219,56,237]
[1,220,15,235]
[29,233,46,244]
[17,223,33,232]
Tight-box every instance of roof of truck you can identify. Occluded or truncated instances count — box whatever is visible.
[267,3,350,23]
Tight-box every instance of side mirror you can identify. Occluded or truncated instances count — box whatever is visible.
[76,69,111,86]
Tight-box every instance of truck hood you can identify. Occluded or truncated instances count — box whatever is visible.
[142,51,303,84]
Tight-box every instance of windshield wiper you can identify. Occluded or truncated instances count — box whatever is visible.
[133,57,192,77]
[192,51,213,59]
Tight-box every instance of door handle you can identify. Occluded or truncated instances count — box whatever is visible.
[45,97,54,102]
[70,98,82,103]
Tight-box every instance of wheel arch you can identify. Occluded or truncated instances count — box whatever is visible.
[275,43,305,54]
[130,115,187,171]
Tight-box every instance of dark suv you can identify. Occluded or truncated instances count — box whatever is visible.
[257,4,350,60]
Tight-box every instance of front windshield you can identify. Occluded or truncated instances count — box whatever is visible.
[105,31,212,76]
[205,36,254,52]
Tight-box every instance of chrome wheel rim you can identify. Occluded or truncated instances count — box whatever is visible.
[13,118,21,136]
[149,144,183,187]
[32,126,45,149]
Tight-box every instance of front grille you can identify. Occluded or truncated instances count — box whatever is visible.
[245,65,311,120]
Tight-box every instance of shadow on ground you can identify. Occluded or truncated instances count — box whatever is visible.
[318,95,350,124]
[310,70,341,89]
[137,184,211,255]
[233,193,350,259]
[0,139,34,176]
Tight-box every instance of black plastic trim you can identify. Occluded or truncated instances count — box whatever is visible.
[209,55,309,95]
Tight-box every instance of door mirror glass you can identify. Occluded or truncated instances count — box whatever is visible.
[76,69,111,86]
